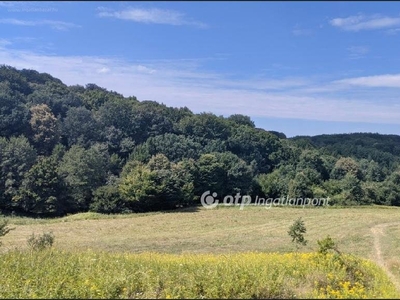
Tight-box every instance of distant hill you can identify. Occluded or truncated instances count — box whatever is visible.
[291,133,400,168]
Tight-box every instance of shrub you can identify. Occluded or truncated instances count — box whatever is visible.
[0,219,14,246]
[27,232,55,251]
[317,235,341,255]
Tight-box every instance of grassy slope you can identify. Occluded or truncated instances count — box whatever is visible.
[1,206,399,257]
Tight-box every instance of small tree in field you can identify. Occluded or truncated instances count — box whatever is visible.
[288,217,308,249]
[0,220,14,246]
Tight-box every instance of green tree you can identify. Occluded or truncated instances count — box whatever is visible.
[380,171,400,206]
[194,153,225,197]
[174,159,196,206]
[0,86,29,138]
[119,161,159,211]
[27,81,83,118]
[132,101,174,144]
[227,125,282,174]
[29,104,60,154]
[341,173,365,205]
[96,98,138,156]
[0,136,37,211]
[257,165,295,198]
[79,83,126,111]
[359,159,385,182]
[297,150,329,181]
[62,106,100,147]
[15,156,68,216]
[178,113,231,142]
[90,185,129,214]
[288,171,314,200]
[213,151,254,195]
[330,157,362,180]
[0,65,32,95]
[227,114,255,128]
[119,154,195,211]
[58,144,109,211]
[143,133,203,162]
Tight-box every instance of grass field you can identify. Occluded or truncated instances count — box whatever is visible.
[2,206,400,256]
[1,205,400,298]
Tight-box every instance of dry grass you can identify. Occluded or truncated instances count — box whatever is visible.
[1,206,400,259]
[381,225,400,285]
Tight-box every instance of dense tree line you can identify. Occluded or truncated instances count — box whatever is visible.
[1,65,400,216]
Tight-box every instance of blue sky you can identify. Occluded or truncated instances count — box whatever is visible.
[1,1,400,137]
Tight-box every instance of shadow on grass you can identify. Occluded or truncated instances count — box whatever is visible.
[162,205,201,213]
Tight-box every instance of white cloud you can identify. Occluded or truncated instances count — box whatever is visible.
[137,65,156,74]
[97,7,207,28]
[97,67,110,74]
[330,14,400,31]
[1,44,400,125]
[334,74,400,88]
[0,18,80,30]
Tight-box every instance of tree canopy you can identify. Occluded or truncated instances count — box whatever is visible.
[1,65,399,216]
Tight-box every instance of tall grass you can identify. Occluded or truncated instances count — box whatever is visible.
[0,250,398,299]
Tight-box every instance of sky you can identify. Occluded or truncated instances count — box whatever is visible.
[1,1,400,137]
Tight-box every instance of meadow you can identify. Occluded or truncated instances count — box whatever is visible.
[1,205,400,298]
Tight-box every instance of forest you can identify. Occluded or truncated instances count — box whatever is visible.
[1,65,400,217]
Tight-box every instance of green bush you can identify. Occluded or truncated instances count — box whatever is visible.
[90,185,130,214]
[27,232,55,251]
[317,235,341,255]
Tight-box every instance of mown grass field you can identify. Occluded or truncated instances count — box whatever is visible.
[1,205,400,298]
[2,206,400,256]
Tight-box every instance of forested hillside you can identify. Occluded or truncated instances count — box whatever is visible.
[1,65,400,217]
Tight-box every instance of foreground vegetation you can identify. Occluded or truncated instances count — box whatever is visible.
[1,207,400,298]
[0,250,398,299]
[2,65,400,217]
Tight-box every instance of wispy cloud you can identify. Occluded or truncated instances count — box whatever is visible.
[330,14,400,31]
[334,74,400,88]
[0,18,80,30]
[0,1,15,7]
[0,38,11,48]
[386,27,400,35]
[347,46,369,59]
[0,1,58,12]
[1,43,400,125]
[97,7,207,28]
